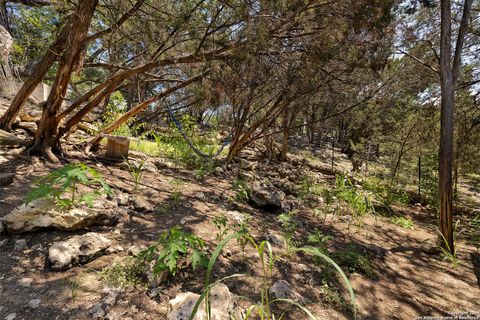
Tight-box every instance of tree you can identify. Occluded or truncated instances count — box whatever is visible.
[29,0,99,162]
[438,0,473,253]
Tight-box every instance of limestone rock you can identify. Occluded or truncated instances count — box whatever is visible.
[132,196,153,212]
[27,298,41,308]
[266,233,286,248]
[13,238,27,251]
[0,129,24,146]
[48,232,112,270]
[1,199,120,234]
[269,280,292,299]
[249,182,285,211]
[168,283,233,320]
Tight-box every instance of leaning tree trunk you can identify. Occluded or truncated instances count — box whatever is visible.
[0,23,13,96]
[29,0,98,162]
[0,3,89,131]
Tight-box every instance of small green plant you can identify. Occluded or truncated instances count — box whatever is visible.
[169,179,185,204]
[438,220,460,269]
[299,175,323,199]
[99,257,147,287]
[232,214,252,256]
[277,211,299,248]
[66,277,80,301]
[363,177,410,207]
[331,244,373,277]
[334,174,374,225]
[139,227,209,276]
[233,179,250,202]
[124,158,146,192]
[391,216,414,230]
[212,214,229,241]
[25,163,111,210]
[307,228,333,250]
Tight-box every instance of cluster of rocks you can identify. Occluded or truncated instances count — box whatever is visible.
[0,197,121,271]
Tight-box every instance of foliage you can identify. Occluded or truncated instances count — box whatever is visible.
[277,211,300,248]
[391,216,414,230]
[212,214,229,241]
[331,244,373,277]
[362,177,410,207]
[233,178,251,202]
[332,174,375,224]
[307,228,333,251]
[99,257,147,287]
[124,157,146,192]
[419,154,439,208]
[438,220,460,269]
[169,179,185,204]
[189,232,356,320]
[65,277,80,301]
[139,227,209,277]
[25,163,111,210]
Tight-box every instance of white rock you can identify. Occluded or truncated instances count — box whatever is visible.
[13,239,27,251]
[4,313,16,320]
[168,283,233,320]
[27,298,41,308]
[18,277,33,287]
[48,232,111,270]
[1,199,120,234]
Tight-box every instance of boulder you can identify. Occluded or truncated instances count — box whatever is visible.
[168,283,234,320]
[250,182,285,211]
[1,199,120,234]
[48,232,112,270]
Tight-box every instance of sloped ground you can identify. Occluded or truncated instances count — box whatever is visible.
[0,141,479,320]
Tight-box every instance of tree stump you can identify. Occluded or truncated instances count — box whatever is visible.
[104,135,130,160]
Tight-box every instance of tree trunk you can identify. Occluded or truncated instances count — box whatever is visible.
[29,0,98,162]
[0,23,12,94]
[439,0,455,253]
[0,3,89,131]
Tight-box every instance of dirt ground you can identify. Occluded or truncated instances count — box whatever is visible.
[0,144,479,320]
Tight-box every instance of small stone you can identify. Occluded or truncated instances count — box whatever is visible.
[116,193,130,206]
[266,234,286,248]
[213,166,225,176]
[269,280,292,299]
[5,313,16,320]
[19,277,33,287]
[0,239,8,247]
[195,192,206,199]
[90,303,106,319]
[27,298,41,308]
[127,245,147,256]
[132,196,153,212]
[13,239,27,251]
[0,222,4,234]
